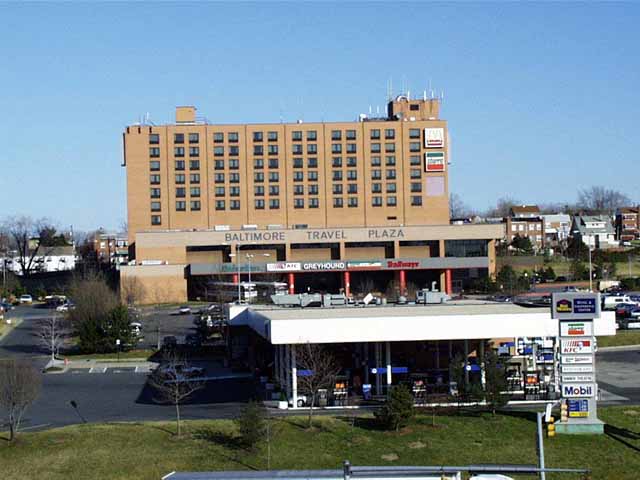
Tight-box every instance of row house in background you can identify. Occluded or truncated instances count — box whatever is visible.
[541,213,571,249]
[615,207,640,244]
[571,215,618,249]
[5,246,77,275]
[504,205,544,250]
[93,231,129,267]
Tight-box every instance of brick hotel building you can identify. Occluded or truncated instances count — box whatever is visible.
[121,96,503,303]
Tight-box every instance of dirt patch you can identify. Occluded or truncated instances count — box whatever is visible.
[408,441,426,449]
[381,453,399,461]
[352,435,372,445]
[623,410,639,416]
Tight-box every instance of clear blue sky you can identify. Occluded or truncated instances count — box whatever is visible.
[1,2,638,231]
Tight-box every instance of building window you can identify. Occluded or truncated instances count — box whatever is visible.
[253,145,263,155]
[385,143,396,153]
[307,130,317,141]
[149,133,160,144]
[372,183,382,193]
[409,128,420,139]
[190,173,200,183]
[228,132,239,143]
[254,158,264,169]
[293,171,304,182]
[175,174,185,184]
[213,146,224,156]
[370,129,380,140]
[346,143,357,154]
[294,198,304,209]
[346,157,357,167]
[292,130,302,141]
[149,147,160,157]
[255,199,265,209]
[190,187,201,197]
[411,182,422,192]
[410,168,421,179]
[372,196,382,207]
[176,187,185,198]
[268,131,278,142]
[293,157,303,168]
[386,183,397,193]
[332,157,342,167]
[371,143,381,153]
[190,200,201,211]
[151,201,161,212]
[346,129,356,140]
[348,197,358,208]
[409,142,421,152]
[215,200,225,210]
[268,145,278,155]
[150,174,161,185]
[189,133,199,144]
[386,169,396,179]
[230,186,240,197]
[372,169,382,180]
[331,143,342,154]
[213,132,224,143]
[269,199,280,209]
[347,170,357,180]
[229,146,239,156]
[214,160,224,170]
[411,196,423,206]
[387,196,397,206]
[332,171,343,181]
[189,160,200,170]
[150,161,160,171]
[410,104,419,111]
[269,185,279,195]
[307,143,318,154]
[214,173,225,183]
[254,172,264,182]
[371,156,381,167]
[385,129,395,139]
[333,197,343,208]
[175,201,186,211]
[331,130,342,140]
[269,172,279,182]
[175,160,185,170]
[230,200,240,210]
[292,144,303,155]
[410,155,421,166]
[254,185,264,196]
[229,173,240,183]
[309,198,319,208]
[294,185,304,195]
[174,133,184,144]
[268,158,279,169]
[385,156,396,166]
[308,184,319,195]
[347,184,358,194]
[253,131,263,142]
[332,184,343,195]
[308,157,318,168]
[151,215,161,225]
[229,159,239,169]
[215,186,225,197]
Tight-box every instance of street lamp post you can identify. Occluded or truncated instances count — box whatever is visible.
[588,245,593,292]
[229,244,242,303]
[245,253,270,302]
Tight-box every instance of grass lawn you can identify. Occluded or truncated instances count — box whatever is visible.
[598,330,640,348]
[63,348,157,361]
[1,406,639,480]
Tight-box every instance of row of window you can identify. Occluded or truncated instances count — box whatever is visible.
[149,128,424,146]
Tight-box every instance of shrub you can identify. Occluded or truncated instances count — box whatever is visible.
[375,384,414,431]
[235,401,267,450]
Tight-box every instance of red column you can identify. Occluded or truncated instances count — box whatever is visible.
[232,273,239,284]
[288,273,295,294]
[445,269,453,295]
[344,271,351,297]
[399,270,406,295]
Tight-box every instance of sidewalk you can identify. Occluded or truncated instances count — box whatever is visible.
[598,344,640,352]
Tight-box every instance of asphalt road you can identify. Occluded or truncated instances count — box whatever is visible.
[596,347,640,405]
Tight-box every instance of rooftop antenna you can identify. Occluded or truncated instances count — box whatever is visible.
[423,90,427,101]
[441,90,445,103]
[369,105,372,115]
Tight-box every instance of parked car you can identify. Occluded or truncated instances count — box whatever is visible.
[162,336,178,350]
[0,302,14,312]
[562,286,579,293]
[616,303,637,319]
[185,333,202,347]
[178,305,191,315]
[155,363,205,380]
[19,294,33,304]
[603,295,635,311]
[56,301,75,312]
[130,322,143,337]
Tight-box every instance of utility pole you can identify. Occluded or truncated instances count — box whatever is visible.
[588,246,593,292]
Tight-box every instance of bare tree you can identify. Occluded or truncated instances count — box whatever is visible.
[577,186,631,215]
[147,351,205,436]
[36,313,70,364]
[0,359,42,441]
[120,275,147,306]
[295,343,340,428]
[449,193,474,218]
[486,196,521,218]
[2,216,57,277]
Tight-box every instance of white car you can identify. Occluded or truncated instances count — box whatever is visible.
[178,305,191,315]
[19,294,33,304]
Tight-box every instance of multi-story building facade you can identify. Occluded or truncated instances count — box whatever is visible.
[121,96,504,303]
[616,207,640,244]
[571,215,618,249]
[93,231,129,267]
[541,213,571,248]
[504,205,544,251]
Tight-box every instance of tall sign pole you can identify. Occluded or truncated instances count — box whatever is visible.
[551,292,604,434]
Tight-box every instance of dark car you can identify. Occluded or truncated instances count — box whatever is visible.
[185,333,202,347]
[155,363,205,380]
[616,303,637,319]
[162,336,178,350]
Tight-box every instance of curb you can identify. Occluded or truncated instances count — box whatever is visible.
[598,345,640,352]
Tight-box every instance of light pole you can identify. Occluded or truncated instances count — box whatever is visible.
[229,244,242,303]
[245,253,270,302]
[588,245,593,292]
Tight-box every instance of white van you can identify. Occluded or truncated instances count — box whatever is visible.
[603,295,635,310]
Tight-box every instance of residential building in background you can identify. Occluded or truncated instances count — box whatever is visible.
[5,246,76,275]
[504,205,544,250]
[542,213,571,249]
[571,215,617,249]
[616,207,640,244]
[121,96,504,303]
[92,231,129,267]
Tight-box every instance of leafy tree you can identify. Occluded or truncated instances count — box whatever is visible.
[235,401,267,451]
[482,349,510,415]
[567,237,589,261]
[375,384,415,431]
[543,266,556,281]
[570,260,589,281]
[510,234,533,254]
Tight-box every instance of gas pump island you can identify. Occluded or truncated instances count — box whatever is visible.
[551,292,604,434]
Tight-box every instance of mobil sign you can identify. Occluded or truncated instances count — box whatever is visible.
[562,383,596,398]
[561,339,593,354]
